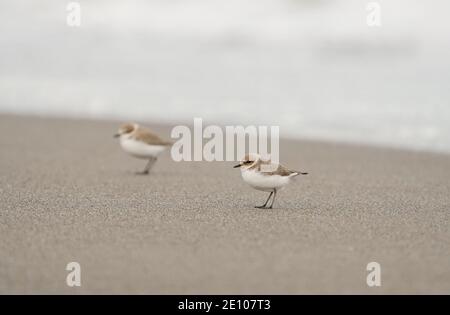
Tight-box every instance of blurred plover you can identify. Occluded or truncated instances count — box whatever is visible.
[114,123,172,175]
[234,153,308,209]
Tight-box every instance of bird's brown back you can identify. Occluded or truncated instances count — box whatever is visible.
[132,127,172,146]
[248,159,297,176]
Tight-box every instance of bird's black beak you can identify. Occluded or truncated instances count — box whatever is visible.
[233,164,241,168]
[113,133,120,138]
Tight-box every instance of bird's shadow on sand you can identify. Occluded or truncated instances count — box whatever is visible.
[238,200,313,213]
[121,170,181,178]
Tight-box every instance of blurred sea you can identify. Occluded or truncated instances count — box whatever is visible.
[1,0,450,153]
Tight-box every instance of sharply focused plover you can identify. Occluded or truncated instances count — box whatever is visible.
[234,153,308,209]
[114,123,172,174]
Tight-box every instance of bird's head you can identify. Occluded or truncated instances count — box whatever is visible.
[233,153,261,170]
[114,123,137,138]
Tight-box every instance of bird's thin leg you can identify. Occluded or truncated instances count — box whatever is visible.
[255,191,273,209]
[137,157,156,175]
[267,189,277,209]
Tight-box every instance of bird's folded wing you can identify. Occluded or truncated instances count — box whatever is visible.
[261,163,297,176]
[276,164,298,176]
[133,128,172,146]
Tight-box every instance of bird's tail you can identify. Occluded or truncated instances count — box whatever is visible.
[292,171,308,177]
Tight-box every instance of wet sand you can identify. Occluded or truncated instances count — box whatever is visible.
[0,114,449,294]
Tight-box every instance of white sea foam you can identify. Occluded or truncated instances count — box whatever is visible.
[1,0,450,153]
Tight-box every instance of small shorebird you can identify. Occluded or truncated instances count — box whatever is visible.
[234,153,308,209]
[114,123,172,175]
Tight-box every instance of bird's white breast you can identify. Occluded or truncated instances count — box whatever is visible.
[120,137,166,159]
[241,169,291,192]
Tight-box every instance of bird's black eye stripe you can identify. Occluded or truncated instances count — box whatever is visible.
[244,160,253,164]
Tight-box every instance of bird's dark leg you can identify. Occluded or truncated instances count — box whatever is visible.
[136,157,156,175]
[255,191,273,209]
[267,189,277,209]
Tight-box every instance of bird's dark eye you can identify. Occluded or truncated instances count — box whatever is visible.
[244,160,253,164]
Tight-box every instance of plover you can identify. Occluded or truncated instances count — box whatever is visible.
[114,123,172,174]
[234,153,308,209]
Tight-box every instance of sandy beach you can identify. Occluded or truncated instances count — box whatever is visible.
[0,114,449,294]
